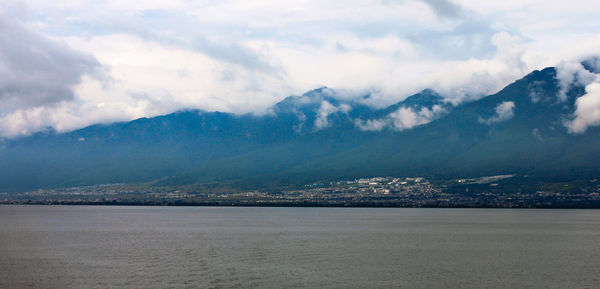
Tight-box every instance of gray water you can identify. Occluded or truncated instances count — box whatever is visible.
[0,206,599,289]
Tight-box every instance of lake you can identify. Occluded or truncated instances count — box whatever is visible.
[1,206,599,288]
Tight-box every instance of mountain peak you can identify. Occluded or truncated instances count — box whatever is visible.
[377,88,448,116]
[401,89,443,107]
[312,85,329,92]
[273,86,340,114]
[3,66,600,192]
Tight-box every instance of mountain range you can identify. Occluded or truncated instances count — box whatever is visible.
[1,66,599,192]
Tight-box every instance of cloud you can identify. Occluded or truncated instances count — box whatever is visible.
[0,33,295,137]
[429,31,529,105]
[2,1,600,137]
[354,118,389,131]
[567,79,600,134]
[527,80,548,104]
[194,36,283,74]
[419,0,463,18]
[582,57,600,73]
[555,61,596,102]
[0,12,101,116]
[355,104,445,131]
[479,101,515,124]
[389,107,426,129]
[314,100,348,130]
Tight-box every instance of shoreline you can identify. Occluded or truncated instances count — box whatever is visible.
[3,201,600,209]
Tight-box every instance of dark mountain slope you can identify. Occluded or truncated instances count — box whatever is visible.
[303,67,599,180]
[0,66,598,192]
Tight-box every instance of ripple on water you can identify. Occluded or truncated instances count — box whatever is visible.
[1,206,600,289]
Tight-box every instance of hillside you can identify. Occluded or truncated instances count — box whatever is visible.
[0,67,598,192]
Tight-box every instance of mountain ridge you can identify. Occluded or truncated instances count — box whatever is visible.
[1,66,599,192]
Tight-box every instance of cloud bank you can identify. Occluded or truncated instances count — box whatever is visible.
[1,0,600,137]
[0,12,102,136]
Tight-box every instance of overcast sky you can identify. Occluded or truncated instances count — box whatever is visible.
[1,0,600,137]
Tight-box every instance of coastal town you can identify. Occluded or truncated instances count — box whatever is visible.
[3,175,600,208]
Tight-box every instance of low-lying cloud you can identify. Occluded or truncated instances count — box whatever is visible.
[554,57,600,134]
[479,101,515,124]
[567,79,600,134]
[355,105,446,131]
[556,61,597,102]
[314,100,352,130]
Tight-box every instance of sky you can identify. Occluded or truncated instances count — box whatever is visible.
[1,0,600,137]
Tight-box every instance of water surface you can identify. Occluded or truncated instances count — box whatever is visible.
[1,206,599,288]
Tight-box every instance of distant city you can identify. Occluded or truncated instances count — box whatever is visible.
[3,175,600,208]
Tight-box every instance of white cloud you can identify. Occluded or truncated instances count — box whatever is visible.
[0,33,292,137]
[582,57,600,73]
[0,12,101,115]
[428,32,529,105]
[355,104,445,131]
[314,100,342,130]
[479,101,515,124]
[1,0,600,137]
[556,61,597,102]
[567,79,600,134]
[389,107,422,130]
[527,80,546,103]
[354,118,389,131]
